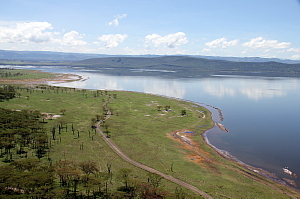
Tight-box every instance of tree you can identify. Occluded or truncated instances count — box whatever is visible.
[164,105,170,111]
[157,105,162,111]
[60,109,66,115]
[138,182,167,199]
[12,158,40,171]
[54,160,83,197]
[147,173,163,188]
[95,114,102,121]
[181,110,187,116]
[117,168,132,188]
[79,161,99,175]
[91,118,97,128]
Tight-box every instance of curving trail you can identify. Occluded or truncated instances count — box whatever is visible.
[96,97,213,199]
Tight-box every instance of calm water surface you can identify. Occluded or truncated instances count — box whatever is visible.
[9,65,300,186]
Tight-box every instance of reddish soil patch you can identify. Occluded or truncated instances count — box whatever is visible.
[168,130,213,165]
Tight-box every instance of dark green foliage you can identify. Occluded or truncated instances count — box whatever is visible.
[0,68,26,78]
[0,158,188,198]
[0,108,48,161]
[0,85,16,101]
[0,159,55,198]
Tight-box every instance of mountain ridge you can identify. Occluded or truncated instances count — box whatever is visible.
[1,49,300,64]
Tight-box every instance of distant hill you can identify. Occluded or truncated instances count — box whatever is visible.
[1,49,299,64]
[0,50,159,61]
[192,55,300,64]
[0,50,108,61]
[1,50,300,77]
[74,56,300,77]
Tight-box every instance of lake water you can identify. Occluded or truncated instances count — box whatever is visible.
[7,65,300,187]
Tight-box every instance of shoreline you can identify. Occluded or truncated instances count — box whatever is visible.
[2,68,299,195]
[0,70,84,85]
[128,92,300,192]
[165,97,300,193]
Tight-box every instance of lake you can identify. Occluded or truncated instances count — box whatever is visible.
[8,65,300,187]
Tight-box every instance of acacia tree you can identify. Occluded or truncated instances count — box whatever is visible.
[79,161,99,175]
[117,168,132,188]
[60,109,66,115]
[147,173,163,189]
[90,118,97,128]
[157,105,162,111]
[164,105,170,111]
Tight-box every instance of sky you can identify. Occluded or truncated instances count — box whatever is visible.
[1,0,300,60]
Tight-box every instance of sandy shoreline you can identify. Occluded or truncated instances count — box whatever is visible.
[0,73,84,85]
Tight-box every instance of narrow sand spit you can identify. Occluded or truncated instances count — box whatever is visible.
[0,73,83,85]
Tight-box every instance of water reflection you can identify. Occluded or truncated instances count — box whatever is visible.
[202,76,300,100]
[143,80,185,99]
[52,72,186,99]
[203,84,236,98]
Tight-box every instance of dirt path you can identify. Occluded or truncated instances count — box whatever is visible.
[96,97,213,199]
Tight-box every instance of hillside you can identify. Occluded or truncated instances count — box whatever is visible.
[74,56,300,77]
[1,50,300,64]
[1,50,300,77]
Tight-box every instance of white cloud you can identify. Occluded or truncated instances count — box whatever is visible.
[0,22,58,44]
[96,34,128,48]
[242,37,291,49]
[108,14,127,27]
[205,37,239,48]
[291,55,300,59]
[203,84,236,98]
[201,48,211,52]
[0,21,88,48]
[288,48,300,53]
[145,32,188,48]
[61,31,87,46]
[240,86,285,100]
[144,80,185,99]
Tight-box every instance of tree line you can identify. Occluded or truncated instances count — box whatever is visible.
[0,68,26,78]
[0,158,198,198]
[0,107,48,162]
[0,85,16,101]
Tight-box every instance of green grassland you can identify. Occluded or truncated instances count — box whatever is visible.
[104,91,299,198]
[0,86,199,197]
[0,68,57,79]
[0,69,299,198]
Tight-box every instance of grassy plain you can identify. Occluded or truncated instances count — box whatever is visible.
[0,68,57,79]
[0,86,197,196]
[0,68,80,85]
[0,69,299,198]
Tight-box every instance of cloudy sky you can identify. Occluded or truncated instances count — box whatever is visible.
[1,0,300,59]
